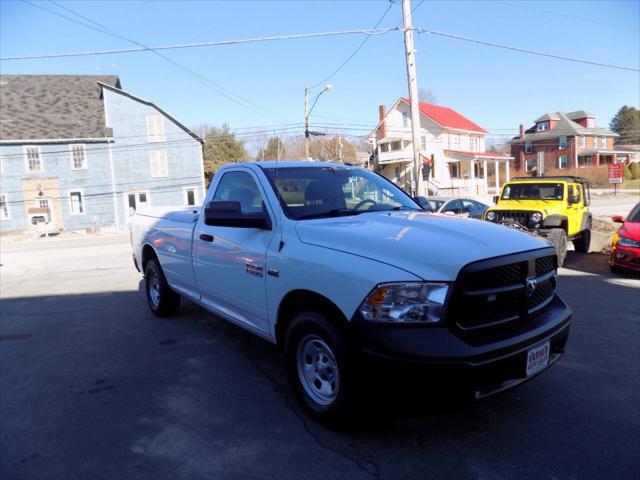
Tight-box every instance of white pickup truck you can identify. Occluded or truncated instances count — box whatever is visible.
[131,161,571,423]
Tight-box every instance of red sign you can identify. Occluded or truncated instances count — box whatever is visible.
[609,164,623,184]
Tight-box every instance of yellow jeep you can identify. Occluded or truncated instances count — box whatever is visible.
[484,176,591,266]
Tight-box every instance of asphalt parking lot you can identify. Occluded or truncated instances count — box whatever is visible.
[1,233,639,480]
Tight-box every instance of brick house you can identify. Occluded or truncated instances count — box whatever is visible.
[0,75,205,234]
[509,111,636,175]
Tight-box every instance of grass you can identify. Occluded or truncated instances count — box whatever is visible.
[622,178,640,189]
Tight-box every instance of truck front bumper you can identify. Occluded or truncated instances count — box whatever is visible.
[350,294,571,399]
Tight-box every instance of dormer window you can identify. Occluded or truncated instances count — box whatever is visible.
[537,121,549,131]
[587,118,595,128]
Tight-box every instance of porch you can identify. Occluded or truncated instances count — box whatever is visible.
[577,149,636,168]
[441,150,514,196]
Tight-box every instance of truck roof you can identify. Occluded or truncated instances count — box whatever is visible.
[508,176,589,184]
[225,161,357,169]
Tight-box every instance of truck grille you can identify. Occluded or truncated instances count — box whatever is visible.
[447,250,557,330]
[493,210,534,226]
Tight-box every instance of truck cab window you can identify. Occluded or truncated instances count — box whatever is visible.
[213,171,265,214]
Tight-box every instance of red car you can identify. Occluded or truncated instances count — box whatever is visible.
[610,202,640,273]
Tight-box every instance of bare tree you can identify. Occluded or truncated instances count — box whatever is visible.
[418,89,437,104]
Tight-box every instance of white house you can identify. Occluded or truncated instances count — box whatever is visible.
[367,98,513,197]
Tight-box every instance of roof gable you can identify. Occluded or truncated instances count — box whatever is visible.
[400,97,488,133]
[0,75,121,142]
[99,82,203,144]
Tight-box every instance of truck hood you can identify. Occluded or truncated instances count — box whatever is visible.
[490,200,566,216]
[295,211,550,281]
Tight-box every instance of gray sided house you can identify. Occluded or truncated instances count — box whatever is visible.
[0,75,204,234]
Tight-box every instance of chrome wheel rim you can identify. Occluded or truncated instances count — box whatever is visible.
[148,271,160,308]
[296,334,340,406]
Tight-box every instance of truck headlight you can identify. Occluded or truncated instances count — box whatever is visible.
[531,212,543,222]
[486,211,496,221]
[359,283,449,324]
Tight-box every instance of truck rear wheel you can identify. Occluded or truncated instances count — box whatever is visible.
[573,230,591,253]
[145,259,181,317]
[285,311,353,424]
[548,229,568,267]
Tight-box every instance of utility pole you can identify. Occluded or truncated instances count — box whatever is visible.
[402,0,422,196]
[304,85,310,159]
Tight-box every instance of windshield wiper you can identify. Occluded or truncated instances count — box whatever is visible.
[297,209,365,220]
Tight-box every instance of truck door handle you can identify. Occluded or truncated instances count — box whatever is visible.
[199,233,214,242]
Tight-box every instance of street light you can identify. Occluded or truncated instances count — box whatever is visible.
[304,84,332,160]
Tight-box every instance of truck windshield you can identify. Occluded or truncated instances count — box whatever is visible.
[501,183,564,201]
[262,166,421,220]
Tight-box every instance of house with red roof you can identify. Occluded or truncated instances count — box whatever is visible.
[367,98,513,197]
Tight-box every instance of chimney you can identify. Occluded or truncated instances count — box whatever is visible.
[519,123,524,139]
[378,105,387,139]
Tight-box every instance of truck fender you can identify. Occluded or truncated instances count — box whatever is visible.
[543,214,568,230]
[580,212,592,232]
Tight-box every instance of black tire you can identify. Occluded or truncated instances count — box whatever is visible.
[573,230,591,253]
[144,258,181,317]
[548,228,568,267]
[285,311,354,424]
[610,264,625,274]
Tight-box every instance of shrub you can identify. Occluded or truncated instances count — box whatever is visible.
[629,162,640,180]
[623,164,633,180]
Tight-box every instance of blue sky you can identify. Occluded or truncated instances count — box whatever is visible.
[1,0,639,144]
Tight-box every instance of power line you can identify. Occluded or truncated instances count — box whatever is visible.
[310,0,396,89]
[420,29,640,73]
[0,27,398,61]
[29,0,289,122]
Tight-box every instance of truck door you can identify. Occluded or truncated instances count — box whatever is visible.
[567,184,584,234]
[193,169,275,335]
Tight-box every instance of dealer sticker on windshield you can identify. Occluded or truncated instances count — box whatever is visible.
[526,342,550,377]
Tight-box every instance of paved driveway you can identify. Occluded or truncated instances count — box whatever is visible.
[1,234,638,479]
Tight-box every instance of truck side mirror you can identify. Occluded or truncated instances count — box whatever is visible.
[204,201,271,230]
[611,215,624,223]
[492,195,499,204]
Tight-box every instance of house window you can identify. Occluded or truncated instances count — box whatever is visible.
[149,150,168,177]
[578,136,586,148]
[470,136,480,152]
[525,159,537,172]
[183,187,198,207]
[558,155,569,169]
[420,136,427,151]
[537,122,549,131]
[0,193,9,220]
[25,146,42,172]
[449,162,460,178]
[70,144,87,170]
[380,143,390,153]
[587,118,595,128]
[524,142,533,153]
[146,114,166,142]
[69,191,84,214]
[389,141,402,151]
[559,136,568,149]
[600,137,607,148]
[578,156,594,167]
[402,112,409,128]
[592,136,597,147]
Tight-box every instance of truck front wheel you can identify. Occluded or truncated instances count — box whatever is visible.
[573,230,591,253]
[548,229,568,267]
[144,259,181,317]
[285,312,353,424]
